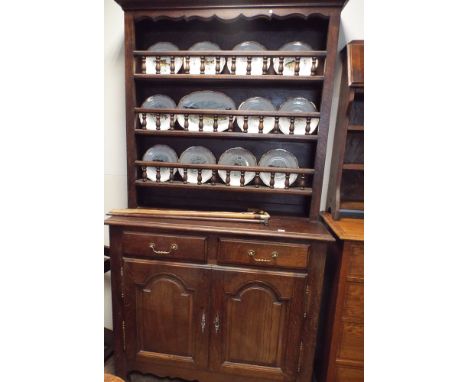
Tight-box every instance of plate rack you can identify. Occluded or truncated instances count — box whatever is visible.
[121,4,342,220]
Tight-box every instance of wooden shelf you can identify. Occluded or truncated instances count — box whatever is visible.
[135,107,321,118]
[133,50,328,57]
[348,124,364,131]
[134,74,325,83]
[135,129,319,141]
[135,160,315,175]
[135,179,313,196]
[342,163,364,171]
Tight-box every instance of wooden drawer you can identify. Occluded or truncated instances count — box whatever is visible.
[218,238,309,270]
[337,322,364,361]
[342,282,364,322]
[335,365,363,382]
[122,231,207,262]
[347,242,364,277]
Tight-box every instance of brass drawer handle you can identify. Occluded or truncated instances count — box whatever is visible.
[248,249,279,262]
[201,311,206,333]
[149,242,178,255]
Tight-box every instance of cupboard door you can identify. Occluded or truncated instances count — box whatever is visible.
[122,259,210,370]
[210,267,307,381]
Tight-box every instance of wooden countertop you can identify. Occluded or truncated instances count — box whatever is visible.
[321,212,364,241]
[105,214,334,242]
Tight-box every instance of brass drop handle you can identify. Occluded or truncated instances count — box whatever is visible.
[248,249,279,262]
[149,242,178,255]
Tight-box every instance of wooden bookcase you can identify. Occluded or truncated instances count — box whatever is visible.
[107,1,347,381]
[326,40,364,219]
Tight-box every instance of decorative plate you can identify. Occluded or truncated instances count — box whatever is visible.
[273,41,315,76]
[259,149,299,188]
[218,147,257,186]
[278,97,319,135]
[177,91,236,132]
[227,41,267,76]
[178,146,216,184]
[139,94,176,131]
[237,97,276,134]
[188,42,226,75]
[145,42,183,75]
[142,145,178,182]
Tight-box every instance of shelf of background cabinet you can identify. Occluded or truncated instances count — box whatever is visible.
[342,163,364,171]
[340,200,364,210]
[134,161,314,196]
[348,124,364,131]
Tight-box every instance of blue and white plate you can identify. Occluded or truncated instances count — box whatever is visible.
[273,41,314,76]
[142,145,178,182]
[259,149,299,188]
[145,42,183,75]
[178,146,216,184]
[237,97,276,134]
[177,91,236,132]
[227,41,267,75]
[139,94,176,131]
[188,42,226,75]
[278,97,319,135]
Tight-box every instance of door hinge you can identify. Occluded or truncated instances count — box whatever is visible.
[120,266,125,300]
[297,341,304,373]
[303,285,311,318]
[122,320,126,351]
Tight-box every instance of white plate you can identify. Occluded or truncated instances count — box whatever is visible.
[227,41,266,75]
[142,145,178,182]
[188,42,226,75]
[177,91,236,132]
[139,94,176,131]
[237,97,276,134]
[145,42,183,75]
[273,41,315,76]
[278,97,319,135]
[218,147,257,186]
[259,149,299,188]
[178,146,216,184]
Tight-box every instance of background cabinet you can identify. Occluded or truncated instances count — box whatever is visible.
[317,213,364,382]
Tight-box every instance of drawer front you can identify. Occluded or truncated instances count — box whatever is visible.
[335,366,363,382]
[122,231,207,262]
[337,322,364,361]
[218,238,309,270]
[347,242,364,277]
[342,282,364,322]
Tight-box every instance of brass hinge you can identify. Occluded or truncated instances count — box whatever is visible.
[303,285,311,318]
[120,266,125,300]
[297,341,304,373]
[122,320,126,351]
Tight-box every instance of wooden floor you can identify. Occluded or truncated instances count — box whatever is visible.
[105,356,186,382]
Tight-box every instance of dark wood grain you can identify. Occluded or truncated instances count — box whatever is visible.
[110,1,346,381]
[318,213,364,382]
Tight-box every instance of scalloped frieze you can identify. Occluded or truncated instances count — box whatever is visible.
[132,8,332,23]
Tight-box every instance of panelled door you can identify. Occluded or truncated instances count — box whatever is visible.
[209,267,308,381]
[122,259,211,371]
